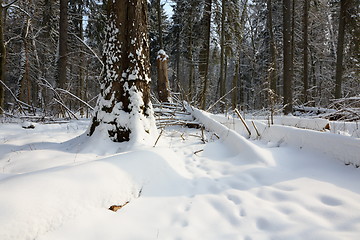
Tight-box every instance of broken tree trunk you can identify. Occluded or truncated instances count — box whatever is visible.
[157,50,171,102]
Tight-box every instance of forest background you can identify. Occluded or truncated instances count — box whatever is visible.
[0,0,358,118]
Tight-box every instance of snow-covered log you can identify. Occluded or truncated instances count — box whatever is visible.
[209,114,360,167]
[186,104,275,166]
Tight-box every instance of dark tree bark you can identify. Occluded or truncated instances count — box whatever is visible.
[232,59,239,110]
[156,0,163,50]
[282,0,293,114]
[17,18,32,107]
[57,0,68,89]
[157,51,170,102]
[233,0,248,109]
[334,0,350,99]
[76,7,85,116]
[0,2,5,113]
[302,0,309,103]
[199,0,212,110]
[89,0,154,143]
[188,28,194,100]
[267,0,277,94]
[219,0,226,101]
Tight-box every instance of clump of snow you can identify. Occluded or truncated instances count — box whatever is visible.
[157,49,169,61]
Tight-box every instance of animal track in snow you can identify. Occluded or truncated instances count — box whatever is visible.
[226,193,242,205]
[320,195,343,207]
[239,208,247,217]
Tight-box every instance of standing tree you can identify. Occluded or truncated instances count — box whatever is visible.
[199,0,212,109]
[219,0,226,103]
[302,0,309,103]
[267,0,277,94]
[58,0,68,90]
[156,0,171,102]
[282,0,293,114]
[88,0,155,143]
[0,1,5,114]
[334,0,350,99]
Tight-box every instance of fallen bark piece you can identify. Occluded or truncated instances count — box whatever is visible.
[22,121,35,129]
[109,201,129,212]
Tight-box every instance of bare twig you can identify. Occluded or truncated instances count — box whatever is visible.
[206,87,236,112]
[201,126,206,143]
[180,133,185,140]
[251,121,260,138]
[153,129,164,147]
[194,149,204,155]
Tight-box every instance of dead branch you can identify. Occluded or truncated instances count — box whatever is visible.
[194,149,204,155]
[251,121,260,138]
[207,87,236,112]
[56,88,94,111]
[0,80,27,115]
[39,79,73,118]
[54,99,78,120]
[234,108,251,137]
[153,129,164,147]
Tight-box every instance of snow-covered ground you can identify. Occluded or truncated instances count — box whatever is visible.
[1,117,360,240]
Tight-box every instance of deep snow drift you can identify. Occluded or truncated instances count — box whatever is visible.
[0,118,360,240]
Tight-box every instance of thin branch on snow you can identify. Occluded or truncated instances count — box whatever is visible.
[153,129,164,147]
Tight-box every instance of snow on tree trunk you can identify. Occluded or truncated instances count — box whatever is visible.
[88,0,156,143]
[157,50,171,102]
